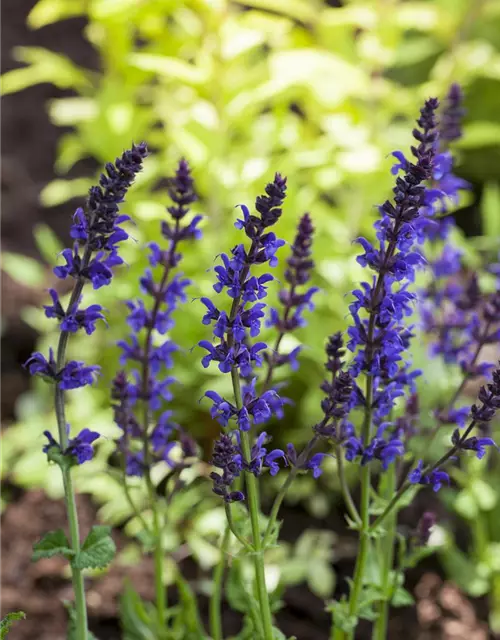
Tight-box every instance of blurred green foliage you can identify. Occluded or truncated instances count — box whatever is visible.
[2,0,500,606]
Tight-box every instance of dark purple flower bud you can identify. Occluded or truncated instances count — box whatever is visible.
[440,83,465,143]
[451,428,497,460]
[284,213,315,286]
[471,366,500,424]
[210,433,243,502]
[164,158,198,221]
[255,173,287,229]
[416,511,437,545]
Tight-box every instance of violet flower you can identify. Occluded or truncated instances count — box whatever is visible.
[342,98,439,466]
[202,175,322,501]
[113,158,201,476]
[265,213,318,381]
[25,143,148,462]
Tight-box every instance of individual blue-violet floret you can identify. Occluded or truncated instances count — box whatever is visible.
[409,366,500,492]
[265,213,318,379]
[43,427,100,465]
[113,159,201,476]
[343,98,440,467]
[25,144,148,463]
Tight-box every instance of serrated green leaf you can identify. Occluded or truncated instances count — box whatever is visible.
[391,586,414,607]
[72,525,116,570]
[327,599,357,633]
[0,612,26,639]
[32,529,75,562]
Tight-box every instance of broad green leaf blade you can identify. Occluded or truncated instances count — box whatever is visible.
[33,224,64,265]
[2,252,46,288]
[32,529,75,562]
[73,525,116,570]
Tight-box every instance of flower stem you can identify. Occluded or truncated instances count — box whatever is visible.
[373,462,397,640]
[55,283,89,640]
[60,465,88,640]
[335,444,362,527]
[210,526,231,640]
[240,430,274,640]
[146,472,167,626]
[230,367,274,640]
[55,368,88,640]
[346,371,374,631]
[262,470,296,548]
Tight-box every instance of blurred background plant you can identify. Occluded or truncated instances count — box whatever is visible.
[1,0,500,637]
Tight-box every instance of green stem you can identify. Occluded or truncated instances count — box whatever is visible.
[335,444,362,527]
[210,527,231,640]
[224,502,253,550]
[55,285,89,640]
[240,430,274,640]
[373,463,397,640]
[146,473,167,625]
[123,479,151,535]
[230,366,273,639]
[344,371,375,637]
[262,470,296,549]
[61,466,88,640]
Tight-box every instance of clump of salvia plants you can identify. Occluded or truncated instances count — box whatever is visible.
[21,86,500,640]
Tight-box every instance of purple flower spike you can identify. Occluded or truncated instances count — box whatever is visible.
[114,158,202,476]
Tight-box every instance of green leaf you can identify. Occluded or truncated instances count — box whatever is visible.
[307,561,336,598]
[481,182,500,239]
[2,252,46,288]
[0,47,90,96]
[119,581,156,640]
[391,586,414,607]
[127,54,209,85]
[28,0,85,29]
[72,525,116,570]
[226,561,251,614]
[40,178,90,207]
[326,599,357,633]
[458,122,500,149]
[65,603,98,640]
[471,478,498,512]
[33,224,64,265]
[0,612,26,639]
[233,0,318,23]
[32,529,75,562]
[172,573,206,637]
[455,489,479,519]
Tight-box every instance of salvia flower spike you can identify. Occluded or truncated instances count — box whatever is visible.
[24,143,148,640]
